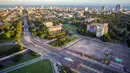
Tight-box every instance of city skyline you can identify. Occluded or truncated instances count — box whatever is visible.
[0,0,130,5]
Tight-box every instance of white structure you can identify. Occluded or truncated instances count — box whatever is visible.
[43,22,53,27]
[85,18,95,22]
[85,7,88,11]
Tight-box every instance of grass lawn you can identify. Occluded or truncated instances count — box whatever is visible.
[0,39,13,43]
[8,59,53,73]
[0,54,40,70]
[0,45,15,52]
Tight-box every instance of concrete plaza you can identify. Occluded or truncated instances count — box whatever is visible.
[67,38,130,70]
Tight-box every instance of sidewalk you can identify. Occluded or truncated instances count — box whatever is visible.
[50,58,59,73]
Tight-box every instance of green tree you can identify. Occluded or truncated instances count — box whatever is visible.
[15,20,22,43]
[4,32,11,39]
[40,34,45,39]
[20,46,24,51]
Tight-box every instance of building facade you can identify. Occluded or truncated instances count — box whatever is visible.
[87,23,108,37]
[48,25,62,33]
[116,4,123,12]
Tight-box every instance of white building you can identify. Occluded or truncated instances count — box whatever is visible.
[85,7,88,11]
[43,22,53,27]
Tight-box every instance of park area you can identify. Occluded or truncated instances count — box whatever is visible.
[8,59,53,73]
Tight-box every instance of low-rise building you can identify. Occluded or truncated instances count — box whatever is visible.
[48,25,62,33]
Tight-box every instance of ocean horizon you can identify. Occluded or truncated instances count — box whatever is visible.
[0,5,130,10]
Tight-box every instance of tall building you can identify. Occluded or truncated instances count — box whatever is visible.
[66,7,71,11]
[20,6,23,10]
[85,7,88,11]
[102,6,108,11]
[116,4,123,11]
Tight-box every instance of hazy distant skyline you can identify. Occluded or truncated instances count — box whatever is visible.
[0,0,130,5]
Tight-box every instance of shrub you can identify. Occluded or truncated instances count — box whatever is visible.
[56,32,66,38]
[31,51,39,56]
[126,39,130,47]
[0,64,3,69]
[13,54,22,62]
[104,58,110,65]
[100,34,111,42]
[47,35,55,39]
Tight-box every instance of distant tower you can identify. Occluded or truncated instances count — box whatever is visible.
[41,6,43,9]
[102,6,108,11]
[53,6,56,9]
[85,7,88,11]
[116,4,123,11]
[49,6,53,10]
[112,8,115,11]
[15,6,18,9]
[74,7,77,11]
[20,6,23,10]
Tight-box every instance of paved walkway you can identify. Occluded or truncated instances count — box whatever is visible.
[0,41,15,46]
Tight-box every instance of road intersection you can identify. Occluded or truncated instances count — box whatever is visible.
[20,15,125,73]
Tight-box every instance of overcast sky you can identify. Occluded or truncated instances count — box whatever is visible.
[0,0,130,5]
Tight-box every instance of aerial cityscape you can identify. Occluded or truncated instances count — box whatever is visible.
[0,0,130,73]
